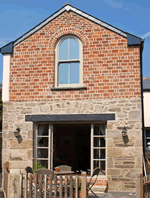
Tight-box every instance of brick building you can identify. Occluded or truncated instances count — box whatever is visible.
[0,3,144,192]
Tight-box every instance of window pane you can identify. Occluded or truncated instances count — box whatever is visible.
[94,161,105,175]
[59,39,68,60]
[146,130,150,137]
[94,160,99,169]
[38,124,48,136]
[37,160,48,169]
[59,63,69,84]
[94,137,105,147]
[94,149,105,159]
[94,125,105,135]
[70,38,79,59]
[37,137,48,147]
[146,139,150,147]
[37,149,48,158]
[70,63,79,84]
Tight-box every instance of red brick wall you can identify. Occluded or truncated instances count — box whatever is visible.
[9,11,141,101]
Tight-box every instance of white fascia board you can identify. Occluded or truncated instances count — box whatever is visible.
[2,54,10,102]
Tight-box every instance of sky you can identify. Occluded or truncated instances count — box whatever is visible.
[0,0,150,83]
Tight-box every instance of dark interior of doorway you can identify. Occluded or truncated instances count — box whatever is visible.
[53,124,90,173]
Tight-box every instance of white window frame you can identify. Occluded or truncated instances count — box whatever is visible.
[91,123,107,177]
[34,123,53,170]
[55,35,83,88]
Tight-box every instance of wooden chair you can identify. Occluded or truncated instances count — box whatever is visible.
[57,165,72,171]
[35,169,54,176]
[35,169,54,198]
[87,168,101,197]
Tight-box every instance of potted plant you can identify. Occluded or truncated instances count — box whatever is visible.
[73,182,89,198]
[55,167,60,172]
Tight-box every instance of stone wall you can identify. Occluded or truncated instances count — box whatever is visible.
[2,97,142,191]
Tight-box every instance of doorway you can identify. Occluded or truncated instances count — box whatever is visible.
[53,124,91,172]
[34,122,106,176]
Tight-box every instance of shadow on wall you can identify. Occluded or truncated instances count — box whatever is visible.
[123,135,129,145]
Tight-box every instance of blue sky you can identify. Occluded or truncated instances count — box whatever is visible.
[0,0,150,83]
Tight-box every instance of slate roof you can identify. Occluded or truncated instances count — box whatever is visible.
[143,78,150,91]
[0,3,143,55]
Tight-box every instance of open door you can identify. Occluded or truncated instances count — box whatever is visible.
[91,123,106,175]
[49,124,53,170]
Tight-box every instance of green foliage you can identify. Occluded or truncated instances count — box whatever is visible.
[72,182,89,191]
[33,161,46,173]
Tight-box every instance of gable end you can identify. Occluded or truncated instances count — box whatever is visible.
[0,4,143,55]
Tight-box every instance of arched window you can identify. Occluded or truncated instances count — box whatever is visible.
[55,35,83,88]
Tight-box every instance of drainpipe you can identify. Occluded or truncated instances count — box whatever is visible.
[140,40,146,176]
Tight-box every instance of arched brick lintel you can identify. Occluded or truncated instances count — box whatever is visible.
[50,28,89,48]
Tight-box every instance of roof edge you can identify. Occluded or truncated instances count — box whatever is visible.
[0,42,14,55]
[127,33,143,46]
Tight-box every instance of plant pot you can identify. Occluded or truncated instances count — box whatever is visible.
[55,168,60,172]
[73,190,88,198]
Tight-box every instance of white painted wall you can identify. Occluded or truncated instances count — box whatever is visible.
[144,92,150,127]
[2,54,10,102]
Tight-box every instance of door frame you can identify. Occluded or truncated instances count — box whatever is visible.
[34,122,107,177]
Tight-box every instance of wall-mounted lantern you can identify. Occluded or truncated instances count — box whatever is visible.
[14,127,20,137]
[122,126,127,137]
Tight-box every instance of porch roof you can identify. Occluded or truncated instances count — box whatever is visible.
[25,114,115,122]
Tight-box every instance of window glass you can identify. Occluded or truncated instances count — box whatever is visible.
[94,161,105,175]
[94,126,105,135]
[146,130,150,137]
[37,160,48,168]
[37,149,48,159]
[56,36,82,87]
[38,124,48,136]
[70,38,79,59]
[70,63,79,84]
[94,149,105,159]
[146,139,150,146]
[59,39,68,60]
[94,137,105,147]
[59,63,69,84]
[37,137,48,147]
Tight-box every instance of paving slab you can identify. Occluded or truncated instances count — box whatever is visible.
[88,192,136,198]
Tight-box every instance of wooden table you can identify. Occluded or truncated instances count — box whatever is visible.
[54,171,74,175]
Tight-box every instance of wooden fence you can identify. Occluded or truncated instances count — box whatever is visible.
[136,173,150,198]
[22,172,87,198]
[3,163,9,198]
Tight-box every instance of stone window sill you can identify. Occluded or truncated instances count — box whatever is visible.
[51,86,87,91]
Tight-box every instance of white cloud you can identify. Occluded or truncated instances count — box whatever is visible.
[104,0,123,9]
[142,31,150,39]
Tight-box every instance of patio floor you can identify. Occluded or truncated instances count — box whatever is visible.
[88,192,136,198]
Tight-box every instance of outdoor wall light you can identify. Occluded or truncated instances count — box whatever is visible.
[14,127,20,137]
[122,126,127,137]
